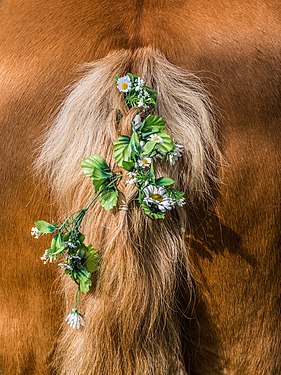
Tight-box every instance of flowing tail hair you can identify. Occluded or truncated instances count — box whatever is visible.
[36,47,221,374]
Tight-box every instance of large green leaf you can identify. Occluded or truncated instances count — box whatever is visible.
[113,135,130,166]
[34,220,56,234]
[99,188,119,211]
[84,245,100,274]
[155,132,174,153]
[76,268,92,293]
[128,131,140,159]
[140,115,165,136]
[81,155,114,191]
[142,140,157,155]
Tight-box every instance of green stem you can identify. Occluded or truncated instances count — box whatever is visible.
[74,287,80,310]
[58,174,122,231]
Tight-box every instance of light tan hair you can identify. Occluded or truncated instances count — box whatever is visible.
[36,47,221,374]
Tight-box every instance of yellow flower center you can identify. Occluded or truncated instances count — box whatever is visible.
[121,82,128,90]
[150,193,163,202]
[141,159,149,164]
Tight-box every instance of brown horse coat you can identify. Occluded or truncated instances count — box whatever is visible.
[0,1,280,374]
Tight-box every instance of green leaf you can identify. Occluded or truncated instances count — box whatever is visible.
[76,268,92,293]
[155,177,175,186]
[140,115,165,136]
[139,201,165,220]
[129,131,140,158]
[113,135,131,166]
[99,189,118,211]
[51,233,66,255]
[122,161,134,171]
[142,140,157,155]
[81,155,114,192]
[155,132,174,153]
[34,220,56,234]
[84,245,100,274]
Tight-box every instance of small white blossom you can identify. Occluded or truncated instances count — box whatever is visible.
[143,185,172,212]
[140,141,145,147]
[132,114,142,131]
[149,134,163,144]
[65,309,85,329]
[58,263,73,271]
[177,198,186,207]
[143,90,150,98]
[137,77,144,87]
[138,157,152,168]
[31,227,39,239]
[137,98,144,107]
[169,144,184,165]
[117,75,132,93]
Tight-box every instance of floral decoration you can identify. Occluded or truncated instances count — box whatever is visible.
[32,73,185,328]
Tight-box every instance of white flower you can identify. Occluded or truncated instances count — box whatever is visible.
[67,242,76,249]
[177,198,186,207]
[31,226,39,239]
[117,75,132,93]
[140,141,145,147]
[137,98,144,107]
[125,172,137,185]
[149,134,163,144]
[137,77,144,87]
[138,157,152,168]
[169,144,184,165]
[132,114,142,130]
[144,90,150,98]
[65,309,85,329]
[143,185,172,212]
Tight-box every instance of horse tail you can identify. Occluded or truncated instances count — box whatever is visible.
[37,47,221,374]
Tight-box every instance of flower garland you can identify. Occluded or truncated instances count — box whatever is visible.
[32,73,185,329]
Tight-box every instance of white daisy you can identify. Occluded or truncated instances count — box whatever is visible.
[169,144,184,165]
[149,134,163,144]
[117,75,132,93]
[138,157,152,168]
[31,226,39,239]
[65,309,85,329]
[143,185,172,212]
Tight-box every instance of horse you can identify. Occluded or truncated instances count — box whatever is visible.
[0,1,280,374]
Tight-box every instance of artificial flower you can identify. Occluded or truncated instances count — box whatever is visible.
[132,114,142,130]
[143,185,172,212]
[31,226,39,239]
[149,134,164,144]
[65,309,85,330]
[138,157,152,168]
[117,75,132,93]
[169,144,184,165]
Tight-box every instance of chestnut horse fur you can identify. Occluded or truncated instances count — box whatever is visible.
[0,1,280,374]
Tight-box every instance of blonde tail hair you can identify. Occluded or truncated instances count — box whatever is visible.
[36,47,221,374]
